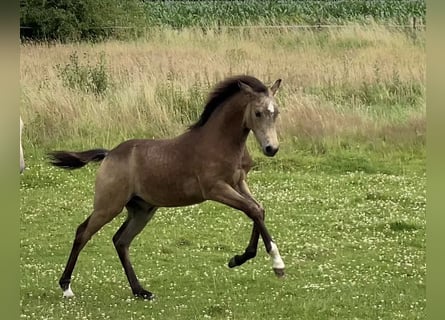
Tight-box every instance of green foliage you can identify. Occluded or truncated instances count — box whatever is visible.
[55,51,111,95]
[20,0,147,41]
[20,0,426,42]
[143,0,426,28]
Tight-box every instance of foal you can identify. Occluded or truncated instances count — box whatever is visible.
[49,75,285,299]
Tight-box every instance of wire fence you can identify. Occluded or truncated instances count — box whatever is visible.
[19,23,425,41]
[20,20,426,32]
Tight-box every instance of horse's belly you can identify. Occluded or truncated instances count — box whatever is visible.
[136,175,204,207]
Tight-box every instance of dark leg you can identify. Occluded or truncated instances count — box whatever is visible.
[228,180,262,268]
[59,217,90,297]
[59,206,122,297]
[228,225,260,268]
[208,182,285,277]
[113,199,157,300]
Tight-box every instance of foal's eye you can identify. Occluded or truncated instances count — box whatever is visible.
[255,111,262,118]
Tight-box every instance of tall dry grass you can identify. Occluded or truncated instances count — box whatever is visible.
[20,24,425,153]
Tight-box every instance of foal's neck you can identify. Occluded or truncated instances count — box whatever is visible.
[202,94,250,152]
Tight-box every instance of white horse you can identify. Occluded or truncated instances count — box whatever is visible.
[20,116,25,173]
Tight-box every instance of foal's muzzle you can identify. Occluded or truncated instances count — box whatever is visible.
[264,145,279,157]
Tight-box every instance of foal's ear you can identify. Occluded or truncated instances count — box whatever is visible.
[270,79,282,96]
[238,81,256,96]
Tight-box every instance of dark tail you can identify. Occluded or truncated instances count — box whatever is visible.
[48,148,109,169]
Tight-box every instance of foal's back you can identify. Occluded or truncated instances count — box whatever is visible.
[95,134,203,208]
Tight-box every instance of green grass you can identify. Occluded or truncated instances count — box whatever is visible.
[20,148,425,319]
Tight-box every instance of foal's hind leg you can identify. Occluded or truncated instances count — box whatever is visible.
[113,198,157,300]
[59,206,123,297]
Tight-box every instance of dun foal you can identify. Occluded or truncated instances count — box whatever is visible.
[49,75,285,300]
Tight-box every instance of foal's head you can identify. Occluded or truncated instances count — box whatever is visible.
[239,79,282,157]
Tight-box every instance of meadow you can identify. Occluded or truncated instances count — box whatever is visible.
[20,23,425,319]
[20,155,425,320]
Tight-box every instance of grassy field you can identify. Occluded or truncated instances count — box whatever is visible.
[20,150,425,320]
[20,24,425,154]
[20,23,425,319]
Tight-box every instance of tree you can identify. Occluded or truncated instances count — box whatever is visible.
[20,0,147,41]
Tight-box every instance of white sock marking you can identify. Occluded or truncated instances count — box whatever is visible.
[270,242,285,269]
[63,284,74,298]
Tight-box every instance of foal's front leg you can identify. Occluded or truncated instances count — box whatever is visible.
[228,180,261,268]
[208,182,285,277]
[228,225,260,268]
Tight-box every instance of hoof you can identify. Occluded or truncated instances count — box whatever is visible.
[273,268,285,278]
[134,289,155,300]
[228,256,238,268]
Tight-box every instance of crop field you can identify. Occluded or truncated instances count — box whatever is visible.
[21,0,426,40]
[20,15,425,320]
[143,0,426,28]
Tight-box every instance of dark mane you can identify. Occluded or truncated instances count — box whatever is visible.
[189,75,268,129]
